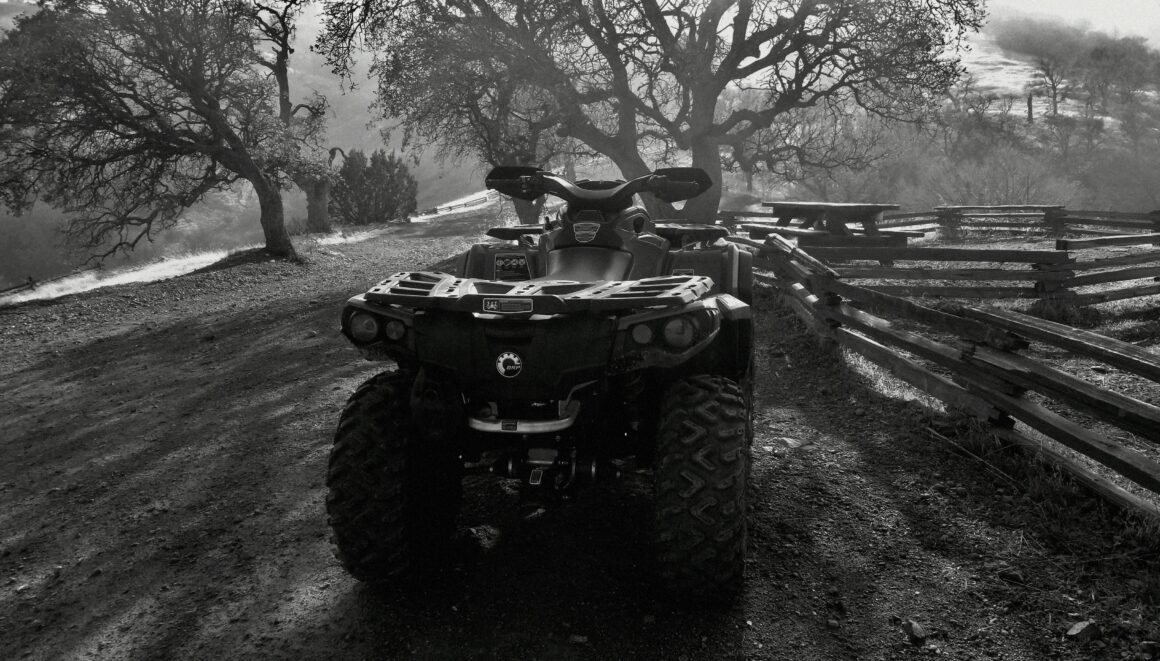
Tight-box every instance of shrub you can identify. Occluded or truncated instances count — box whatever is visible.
[329,150,418,225]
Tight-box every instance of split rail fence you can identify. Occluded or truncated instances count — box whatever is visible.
[722,205,1160,307]
[725,223,1160,522]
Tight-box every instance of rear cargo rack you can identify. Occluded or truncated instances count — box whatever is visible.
[364,272,712,314]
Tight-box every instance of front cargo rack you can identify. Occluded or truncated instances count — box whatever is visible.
[363,271,713,314]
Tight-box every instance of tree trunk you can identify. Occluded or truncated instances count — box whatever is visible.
[251,175,296,259]
[513,198,544,225]
[682,137,723,222]
[299,177,331,233]
[604,149,676,219]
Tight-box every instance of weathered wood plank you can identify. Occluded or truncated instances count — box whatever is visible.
[759,235,840,277]
[719,210,779,219]
[780,258,816,284]
[1070,283,1160,306]
[851,228,929,238]
[834,266,1073,282]
[968,346,1160,444]
[882,211,936,221]
[1057,233,1160,250]
[834,328,1001,421]
[957,213,1051,218]
[1065,209,1160,220]
[807,247,1073,264]
[1061,227,1129,237]
[962,380,1160,494]
[865,284,1038,299]
[936,205,1065,212]
[951,220,1050,228]
[991,427,1160,523]
[1068,251,1160,271]
[762,201,901,213]
[811,277,1028,351]
[797,234,907,248]
[959,306,1160,383]
[780,285,833,338]
[742,224,829,239]
[879,218,942,228]
[1068,264,1160,287]
[824,300,1022,384]
[1058,217,1159,230]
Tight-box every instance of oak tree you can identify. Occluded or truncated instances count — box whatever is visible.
[0,0,314,259]
[320,0,984,218]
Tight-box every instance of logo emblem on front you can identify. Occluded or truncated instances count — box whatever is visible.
[483,297,533,313]
[573,222,600,243]
[496,351,523,378]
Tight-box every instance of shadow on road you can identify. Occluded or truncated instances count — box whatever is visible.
[1,287,747,660]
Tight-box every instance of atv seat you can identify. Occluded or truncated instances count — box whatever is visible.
[543,246,633,281]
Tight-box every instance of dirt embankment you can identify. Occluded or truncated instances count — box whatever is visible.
[1,224,1157,661]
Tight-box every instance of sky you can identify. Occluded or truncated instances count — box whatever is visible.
[987,0,1160,44]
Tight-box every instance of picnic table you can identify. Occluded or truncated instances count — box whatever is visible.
[761,201,902,235]
[652,222,730,246]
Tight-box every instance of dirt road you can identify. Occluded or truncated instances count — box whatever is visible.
[2,224,1156,660]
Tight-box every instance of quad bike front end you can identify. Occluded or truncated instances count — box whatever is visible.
[325,166,755,603]
[339,271,748,453]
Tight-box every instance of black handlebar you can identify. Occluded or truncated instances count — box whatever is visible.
[484,167,711,210]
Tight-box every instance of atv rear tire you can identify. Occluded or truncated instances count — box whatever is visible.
[326,371,461,583]
[653,375,750,601]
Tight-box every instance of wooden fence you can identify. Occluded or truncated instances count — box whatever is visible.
[414,190,502,217]
[881,205,1160,237]
[723,204,1160,235]
[723,205,1160,307]
[735,233,1160,521]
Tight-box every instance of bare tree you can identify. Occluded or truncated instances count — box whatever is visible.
[1034,56,1074,118]
[253,0,334,233]
[320,0,984,219]
[0,0,305,259]
[718,90,892,194]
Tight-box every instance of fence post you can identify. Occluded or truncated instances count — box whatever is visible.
[935,207,963,240]
[1044,207,1067,239]
[1033,263,1075,301]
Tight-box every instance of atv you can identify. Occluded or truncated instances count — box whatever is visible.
[327,165,755,601]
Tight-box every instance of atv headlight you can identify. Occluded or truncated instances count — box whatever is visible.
[384,319,406,341]
[630,324,654,345]
[662,316,697,349]
[349,312,381,343]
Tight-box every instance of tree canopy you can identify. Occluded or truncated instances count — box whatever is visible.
[319,0,984,217]
[0,0,324,259]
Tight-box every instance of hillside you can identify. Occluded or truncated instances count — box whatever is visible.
[960,33,1042,97]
